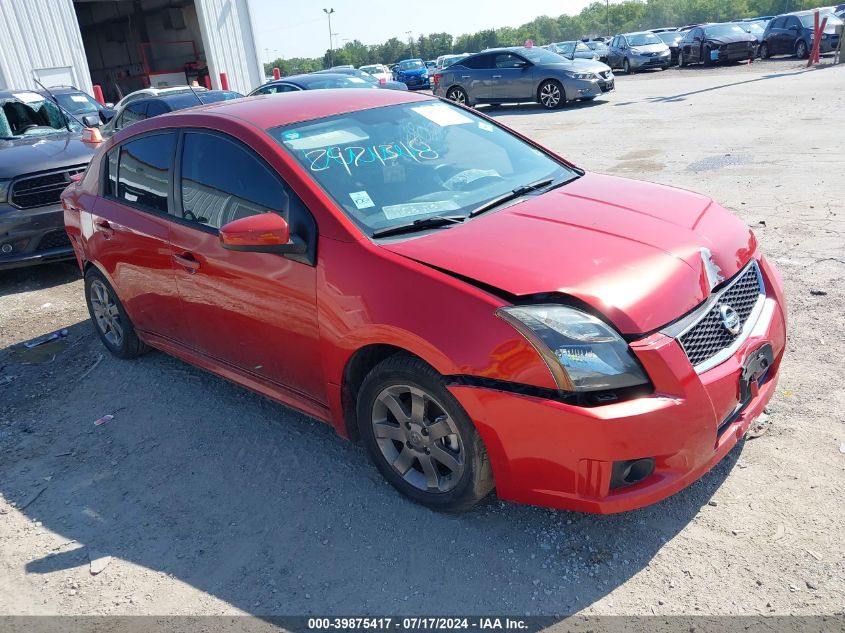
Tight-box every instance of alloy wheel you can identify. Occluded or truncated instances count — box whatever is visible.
[539,82,562,108]
[89,279,124,348]
[447,88,467,105]
[371,384,465,493]
[797,41,808,59]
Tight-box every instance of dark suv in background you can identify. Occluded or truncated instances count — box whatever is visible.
[760,10,843,58]
[0,90,95,270]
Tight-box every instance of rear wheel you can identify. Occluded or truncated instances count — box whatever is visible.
[538,79,565,109]
[760,42,770,59]
[84,268,148,359]
[678,50,686,67]
[357,354,494,512]
[622,57,632,74]
[796,40,809,59]
[446,86,469,106]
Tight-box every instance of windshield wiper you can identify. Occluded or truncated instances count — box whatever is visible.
[371,214,465,239]
[468,178,562,218]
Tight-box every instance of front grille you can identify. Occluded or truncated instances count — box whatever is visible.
[36,230,71,252]
[10,166,87,209]
[677,261,765,370]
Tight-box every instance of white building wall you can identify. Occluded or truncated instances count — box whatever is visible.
[0,0,92,93]
[194,0,263,94]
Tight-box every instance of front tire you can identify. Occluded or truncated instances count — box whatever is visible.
[796,40,809,59]
[357,354,494,512]
[537,79,565,109]
[678,50,686,67]
[760,42,770,59]
[84,268,148,359]
[623,58,632,74]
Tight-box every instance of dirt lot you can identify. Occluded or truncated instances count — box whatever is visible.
[1,58,844,619]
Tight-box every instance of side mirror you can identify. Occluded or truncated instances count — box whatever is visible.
[219,213,306,255]
[82,113,101,127]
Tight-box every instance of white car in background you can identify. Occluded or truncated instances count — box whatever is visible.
[435,53,470,71]
[359,64,392,83]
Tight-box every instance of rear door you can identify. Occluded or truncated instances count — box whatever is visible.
[459,54,497,100]
[89,132,182,338]
[167,129,324,403]
[491,52,535,101]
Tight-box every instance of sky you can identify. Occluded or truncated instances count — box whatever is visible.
[252,0,596,60]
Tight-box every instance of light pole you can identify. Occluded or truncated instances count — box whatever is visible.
[406,30,414,57]
[606,0,610,37]
[323,8,335,67]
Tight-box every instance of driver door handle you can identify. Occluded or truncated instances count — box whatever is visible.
[173,252,201,273]
[492,74,502,78]
[461,75,470,78]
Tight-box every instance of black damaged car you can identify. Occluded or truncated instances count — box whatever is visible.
[0,90,95,270]
[678,22,758,66]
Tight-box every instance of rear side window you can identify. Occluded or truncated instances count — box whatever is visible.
[117,132,175,214]
[461,54,493,69]
[179,132,287,230]
[144,101,169,117]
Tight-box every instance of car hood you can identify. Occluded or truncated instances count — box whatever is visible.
[543,59,612,73]
[381,81,410,90]
[397,68,427,76]
[0,133,94,180]
[381,173,757,334]
[630,43,669,53]
[707,33,757,44]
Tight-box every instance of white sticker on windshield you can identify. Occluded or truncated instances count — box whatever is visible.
[350,191,375,209]
[12,92,43,104]
[70,95,88,103]
[411,104,472,127]
[382,200,460,220]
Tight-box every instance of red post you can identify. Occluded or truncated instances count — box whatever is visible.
[92,84,105,105]
[203,75,212,90]
[273,67,281,80]
[219,72,229,90]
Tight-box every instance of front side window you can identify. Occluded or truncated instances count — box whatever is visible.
[117,102,147,130]
[460,54,493,70]
[494,53,526,68]
[180,132,287,230]
[117,132,175,214]
[270,101,578,237]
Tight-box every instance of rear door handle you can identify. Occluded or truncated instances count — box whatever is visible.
[461,75,470,79]
[94,219,114,238]
[492,74,502,78]
[173,252,201,273]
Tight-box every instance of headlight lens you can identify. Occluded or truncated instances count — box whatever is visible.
[566,72,596,80]
[0,179,10,204]
[497,305,649,392]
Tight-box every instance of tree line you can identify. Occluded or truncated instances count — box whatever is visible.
[264,0,831,75]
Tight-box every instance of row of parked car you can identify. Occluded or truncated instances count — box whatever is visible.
[551,5,843,73]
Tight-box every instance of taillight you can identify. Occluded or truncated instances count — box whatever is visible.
[379,78,386,85]
[432,73,442,87]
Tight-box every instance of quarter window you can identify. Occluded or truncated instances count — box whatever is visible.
[179,132,287,230]
[117,132,175,214]
[105,148,118,197]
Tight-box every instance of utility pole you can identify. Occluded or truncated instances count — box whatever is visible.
[606,0,610,37]
[406,30,414,57]
[323,8,335,67]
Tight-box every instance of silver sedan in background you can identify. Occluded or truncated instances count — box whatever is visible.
[432,46,614,110]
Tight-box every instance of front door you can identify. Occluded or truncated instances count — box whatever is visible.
[90,132,182,338]
[491,52,535,101]
[167,130,324,404]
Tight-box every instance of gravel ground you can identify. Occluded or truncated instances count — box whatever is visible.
[1,57,844,619]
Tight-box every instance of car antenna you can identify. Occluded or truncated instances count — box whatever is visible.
[33,77,73,133]
[187,81,205,106]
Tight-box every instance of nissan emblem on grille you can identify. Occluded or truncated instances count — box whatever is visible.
[719,304,741,335]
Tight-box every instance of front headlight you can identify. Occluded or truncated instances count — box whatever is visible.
[565,72,596,80]
[0,179,10,204]
[497,305,649,392]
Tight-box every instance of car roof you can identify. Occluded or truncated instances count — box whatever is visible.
[134,90,239,109]
[158,88,432,129]
[264,73,354,85]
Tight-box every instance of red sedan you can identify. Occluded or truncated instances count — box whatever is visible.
[62,89,786,513]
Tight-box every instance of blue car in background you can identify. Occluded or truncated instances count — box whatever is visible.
[393,58,430,89]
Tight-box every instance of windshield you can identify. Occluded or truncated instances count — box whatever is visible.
[704,23,749,37]
[269,101,577,237]
[518,47,566,64]
[627,33,662,46]
[398,60,424,71]
[0,93,80,139]
[54,91,101,115]
[657,32,683,44]
[800,12,842,26]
